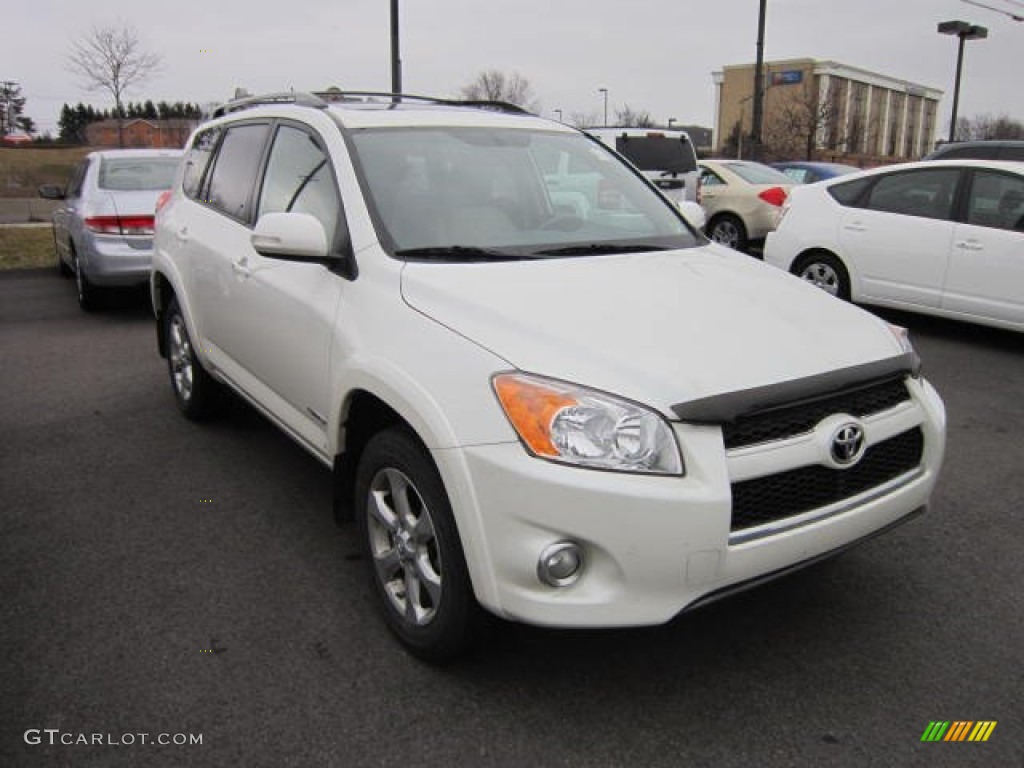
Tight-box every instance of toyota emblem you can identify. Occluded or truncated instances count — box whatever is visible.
[831,423,866,466]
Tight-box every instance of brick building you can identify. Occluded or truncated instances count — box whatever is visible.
[84,118,198,149]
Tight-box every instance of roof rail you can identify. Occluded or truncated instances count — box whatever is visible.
[311,90,531,115]
[212,91,328,118]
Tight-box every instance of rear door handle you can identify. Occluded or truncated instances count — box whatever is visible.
[955,240,983,251]
[176,226,190,242]
[231,258,252,277]
[843,222,867,232]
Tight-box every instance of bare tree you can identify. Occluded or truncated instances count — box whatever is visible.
[66,24,161,146]
[955,113,1024,141]
[761,80,843,161]
[460,70,538,111]
[570,111,601,128]
[613,104,655,128]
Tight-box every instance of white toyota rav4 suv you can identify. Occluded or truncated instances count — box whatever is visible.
[151,92,946,662]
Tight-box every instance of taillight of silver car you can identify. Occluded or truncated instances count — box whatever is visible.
[84,215,156,236]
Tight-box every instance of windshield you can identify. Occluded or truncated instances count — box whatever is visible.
[348,127,700,260]
[98,157,180,191]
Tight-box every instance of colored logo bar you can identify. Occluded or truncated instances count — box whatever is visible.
[921,721,997,742]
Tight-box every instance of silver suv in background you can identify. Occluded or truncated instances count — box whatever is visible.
[587,127,701,205]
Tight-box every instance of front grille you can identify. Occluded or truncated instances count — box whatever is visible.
[730,428,924,533]
[723,376,911,450]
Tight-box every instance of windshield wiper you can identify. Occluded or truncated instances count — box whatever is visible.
[533,243,670,256]
[394,245,535,262]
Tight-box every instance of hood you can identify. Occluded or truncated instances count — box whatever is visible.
[400,245,905,416]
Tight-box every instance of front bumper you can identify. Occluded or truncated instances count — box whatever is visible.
[441,377,945,627]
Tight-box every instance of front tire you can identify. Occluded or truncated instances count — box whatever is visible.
[355,428,482,663]
[707,213,748,252]
[792,251,851,301]
[55,229,72,277]
[164,298,219,420]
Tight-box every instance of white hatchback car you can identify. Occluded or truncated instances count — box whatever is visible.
[152,92,945,661]
[765,160,1024,332]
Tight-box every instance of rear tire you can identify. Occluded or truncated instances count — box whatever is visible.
[707,213,748,252]
[355,427,483,663]
[55,229,72,277]
[73,251,98,310]
[792,251,851,301]
[164,298,219,420]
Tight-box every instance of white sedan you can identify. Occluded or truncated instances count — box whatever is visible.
[764,160,1024,332]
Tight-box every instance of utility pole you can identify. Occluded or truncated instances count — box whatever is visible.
[751,0,767,161]
[390,0,402,99]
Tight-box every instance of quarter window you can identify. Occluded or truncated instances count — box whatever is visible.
[257,125,341,247]
[183,127,222,200]
[863,169,959,221]
[966,171,1024,232]
[204,124,270,221]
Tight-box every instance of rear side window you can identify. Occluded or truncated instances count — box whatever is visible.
[99,157,179,191]
[183,127,222,199]
[938,145,994,160]
[615,135,697,173]
[204,124,270,222]
[1000,146,1024,161]
[828,176,873,206]
[864,168,960,220]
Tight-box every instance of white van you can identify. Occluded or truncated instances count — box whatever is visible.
[588,127,701,204]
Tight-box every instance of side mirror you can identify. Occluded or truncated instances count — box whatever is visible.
[251,212,329,260]
[38,184,66,200]
[678,201,706,231]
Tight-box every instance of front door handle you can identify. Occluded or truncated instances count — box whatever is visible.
[176,226,190,242]
[843,222,867,232]
[231,258,252,277]
[954,240,983,251]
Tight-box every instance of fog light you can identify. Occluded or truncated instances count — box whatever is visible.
[537,542,583,587]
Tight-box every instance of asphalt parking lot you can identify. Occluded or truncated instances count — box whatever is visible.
[2,268,1022,768]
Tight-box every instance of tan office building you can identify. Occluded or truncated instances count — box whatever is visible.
[712,59,943,164]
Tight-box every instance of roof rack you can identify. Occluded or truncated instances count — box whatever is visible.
[212,91,328,118]
[312,90,531,115]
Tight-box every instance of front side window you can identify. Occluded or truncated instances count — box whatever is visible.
[349,127,698,259]
[966,171,1024,232]
[257,125,342,247]
[67,160,89,198]
[781,167,809,184]
[863,169,960,220]
[98,157,180,191]
[204,123,270,221]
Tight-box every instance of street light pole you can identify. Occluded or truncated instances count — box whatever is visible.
[599,88,608,127]
[938,20,988,142]
[390,0,402,97]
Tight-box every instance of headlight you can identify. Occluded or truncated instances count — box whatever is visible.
[492,373,684,475]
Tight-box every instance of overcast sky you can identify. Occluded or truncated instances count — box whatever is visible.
[6,0,1023,138]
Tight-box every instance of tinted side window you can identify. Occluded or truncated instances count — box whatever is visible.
[257,125,342,247]
[1000,146,1024,161]
[966,170,1024,232]
[183,127,222,199]
[67,160,89,198]
[781,168,808,183]
[864,169,959,220]
[827,176,872,206]
[205,124,270,221]
[938,145,992,160]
